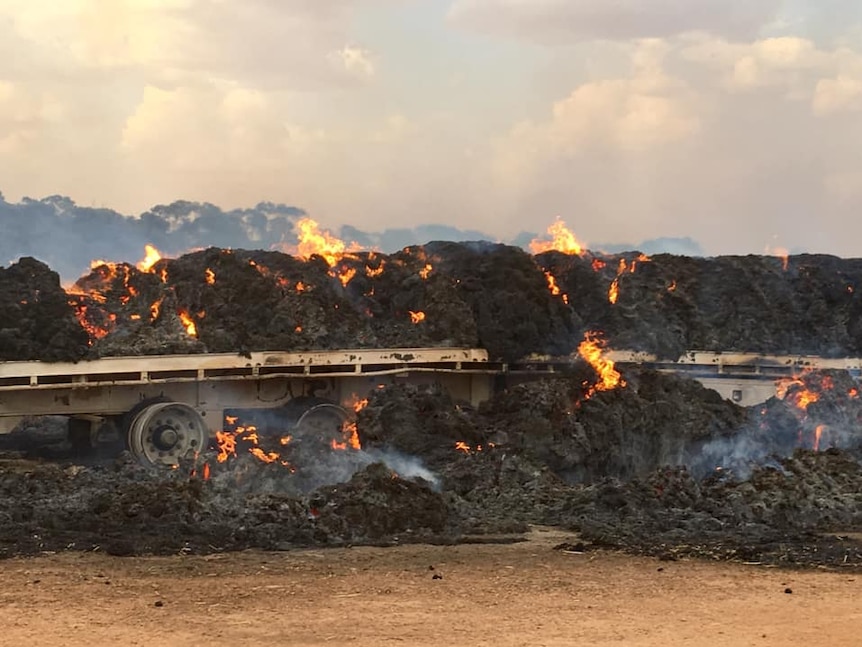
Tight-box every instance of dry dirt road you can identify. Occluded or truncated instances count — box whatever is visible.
[0,527,858,647]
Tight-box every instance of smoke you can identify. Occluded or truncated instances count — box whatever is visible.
[687,425,788,480]
[210,445,439,496]
[365,447,440,490]
[686,373,862,480]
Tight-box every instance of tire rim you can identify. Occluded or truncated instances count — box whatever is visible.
[128,402,208,467]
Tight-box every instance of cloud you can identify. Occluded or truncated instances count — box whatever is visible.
[492,41,701,194]
[5,1,862,260]
[328,46,376,80]
[481,33,862,253]
[813,76,862,115]
[447,0,783,43]
[0,0,382,89]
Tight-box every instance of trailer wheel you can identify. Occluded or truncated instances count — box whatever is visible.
[294,404,351,444]
[126,401,208,467]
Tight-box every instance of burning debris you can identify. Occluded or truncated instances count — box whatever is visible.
[0,360,861,566]
[2,219,862,567]
[6,219,862,363]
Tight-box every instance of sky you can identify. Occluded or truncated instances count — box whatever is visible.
[3,1,862,256]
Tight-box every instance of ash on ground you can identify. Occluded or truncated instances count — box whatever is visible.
[2,367,862,569]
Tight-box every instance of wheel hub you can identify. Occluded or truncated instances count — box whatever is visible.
[152,425,179,451]
[127,402,208,468]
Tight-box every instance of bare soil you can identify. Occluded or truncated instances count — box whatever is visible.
[0,528,858,647]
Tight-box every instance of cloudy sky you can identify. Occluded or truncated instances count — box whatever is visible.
[3,0,862,255]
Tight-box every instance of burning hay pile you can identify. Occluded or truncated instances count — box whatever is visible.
[1,219,862,566]
[6,219,862,362]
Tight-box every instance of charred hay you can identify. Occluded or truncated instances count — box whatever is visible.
[3,246,862,566]
[3,367,862,567]
[6,245,862,361]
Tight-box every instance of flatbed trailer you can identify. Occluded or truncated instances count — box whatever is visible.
[0,346,859,466]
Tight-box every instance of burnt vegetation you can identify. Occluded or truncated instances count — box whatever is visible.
[2,238,862,567]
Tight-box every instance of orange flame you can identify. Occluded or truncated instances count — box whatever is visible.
[409,311,426,324]
[765,244,789,271]
[338,267,357,287]
[250,447,280,463]
[329,396,368,451]
[813,424,825,452]
[608,255,650,304]
[333,395,367,451]
[178,310,197,337]
[419,264,433,280]
[68,302,113,341]
[294,218,360,267]
[608,278,620,305]
[776,376,820,410]
[544,271,569,305]
[217,423,292,466]
[529,219,584,255]
[578,332,625,399]
[149,296,163,322]
[205,268,216,285]
[455,441,470,454]
[215,430,237,463]
[137,244,163,272]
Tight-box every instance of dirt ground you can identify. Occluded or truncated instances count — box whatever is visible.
[0,528,857,647]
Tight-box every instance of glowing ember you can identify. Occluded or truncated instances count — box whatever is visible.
[529,219,584,255]
[409,311,426,324]
[591,258,606,272]
[366,264,385,278]
[250,447,280,463]
[419,264,433,280]
[453,441,495,454]
[338,266,357,287]
[68,301,113,341]
[137,244,163,272]
[205,268,216,285]
[668,280,677,292]
[202,462,211,480]
[578,332,625,399]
